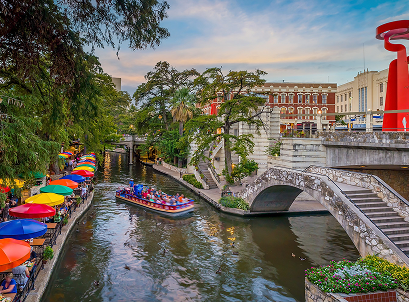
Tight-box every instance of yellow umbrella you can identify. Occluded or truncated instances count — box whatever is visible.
[0,179,25,188]
[73,166,94,172]
[25,193,64,207]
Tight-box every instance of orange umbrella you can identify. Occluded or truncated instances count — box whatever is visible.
[49,179,78,189]
[0,238,31,271]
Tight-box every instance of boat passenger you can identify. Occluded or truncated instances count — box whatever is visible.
[178,194,185,203]
[129,179,134,193]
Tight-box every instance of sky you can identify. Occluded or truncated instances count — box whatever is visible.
[93,0,409,95]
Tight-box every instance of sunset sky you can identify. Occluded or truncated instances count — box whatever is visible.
[93,0,409,94]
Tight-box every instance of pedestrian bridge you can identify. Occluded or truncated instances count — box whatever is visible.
[238,165,409,267]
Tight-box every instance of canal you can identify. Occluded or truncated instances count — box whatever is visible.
[42,152,360,302]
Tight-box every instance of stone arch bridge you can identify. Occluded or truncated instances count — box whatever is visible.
[238,166,409,267]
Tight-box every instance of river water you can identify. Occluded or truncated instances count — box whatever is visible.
[42,152,360,302]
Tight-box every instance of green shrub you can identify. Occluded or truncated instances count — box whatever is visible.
[43,246,54,261]
[219,196,249,210]
[306,259,398,294]
[182,174,203,189]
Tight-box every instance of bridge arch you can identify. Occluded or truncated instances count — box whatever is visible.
[239,167,409,266]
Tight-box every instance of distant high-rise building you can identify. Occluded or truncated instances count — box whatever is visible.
[112,77,121,91]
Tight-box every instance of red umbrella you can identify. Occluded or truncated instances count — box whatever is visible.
[0,186,10,193]
[0,238,31,271]
[72,170,94,177]
[9,203,56,219]
[49,179,78,189]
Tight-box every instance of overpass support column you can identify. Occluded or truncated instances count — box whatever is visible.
[129,142,134,165]
[366,110,373,132]
[316,112,322,132]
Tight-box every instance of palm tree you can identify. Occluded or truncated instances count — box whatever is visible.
[171,88,195,167]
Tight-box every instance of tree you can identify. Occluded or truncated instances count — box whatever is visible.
[1,0,170,87]
[171,88,197,167]
[186,68,268,177]
[133,61,199,132]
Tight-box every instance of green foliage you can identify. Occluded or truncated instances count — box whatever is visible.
[76,197,81,205]
[335,115,347,125]
[306,259,398,294]
[231,160,258,183]
[43,246,54,261]
[219,196,249,210]
[0,193,6,209]
[187,68,268,177]
[63,215,69,225]
[360,255,409,289]
[266,140,282,156]
[182,174,203,189]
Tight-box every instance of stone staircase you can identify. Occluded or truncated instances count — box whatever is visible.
[198,161,218,189]
[343,188,409,256]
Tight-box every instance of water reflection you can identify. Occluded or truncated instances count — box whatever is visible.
[43,153,360,302]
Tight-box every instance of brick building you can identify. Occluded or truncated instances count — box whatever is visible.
[202,82,337,132]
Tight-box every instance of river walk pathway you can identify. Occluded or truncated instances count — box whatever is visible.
[152,164,328,215]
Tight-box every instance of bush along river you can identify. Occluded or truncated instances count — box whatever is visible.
[42,152,360,302]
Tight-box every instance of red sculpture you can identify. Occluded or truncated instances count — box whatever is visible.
[376,20,409,131]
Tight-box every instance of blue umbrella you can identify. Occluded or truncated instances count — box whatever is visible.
[60,174,85,183]
[0,219,47,240]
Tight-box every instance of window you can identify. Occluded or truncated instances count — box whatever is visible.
[289,94,294,103]
[313,94,318,104]
[313,108,318,118]
[298,94,303,103]
[322,94,327,104]
[322,108,327,120]
[349,103,352,111]
[359,87,367,112]
[297,108,302,119]
[380,83,383,93]
[305,94,310,104]
[337,96,339,103]
[273,95,278,103]
[341,95,343,102]
[288,107,294,115]
[280,107,286,114]
[305,108,310,120]
[349,92,351,99]
[234,129,238,136]
[345,104,347,112]
[337,106,339,112]
[345,94,347,103]
[340,105,343,113]
[380,96,384,106]
[281,93,286,103]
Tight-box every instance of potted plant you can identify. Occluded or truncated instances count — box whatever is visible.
[76,196,81,206]
[43,246,54,264]
[62,215,69,225]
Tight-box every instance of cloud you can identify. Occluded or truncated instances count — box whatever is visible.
[94,0,409,93]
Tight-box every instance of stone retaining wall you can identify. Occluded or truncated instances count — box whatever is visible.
[161,162,188,175]
[305,279,347,302]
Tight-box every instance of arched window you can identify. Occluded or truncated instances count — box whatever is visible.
[281,93,286,103]
[322,107,328,120]
[305,107,311,120]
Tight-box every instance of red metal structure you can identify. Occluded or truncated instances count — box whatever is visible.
[376,20,409,131]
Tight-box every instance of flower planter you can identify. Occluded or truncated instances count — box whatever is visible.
[305,278,401,302]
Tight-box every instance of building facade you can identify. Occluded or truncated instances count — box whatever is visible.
[202,82,337,131]
[336,69,388,128]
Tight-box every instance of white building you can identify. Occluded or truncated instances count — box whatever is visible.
[336,69,388,128]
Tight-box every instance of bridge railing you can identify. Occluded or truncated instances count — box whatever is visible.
[304,166,409,209]
[302,167,409,260]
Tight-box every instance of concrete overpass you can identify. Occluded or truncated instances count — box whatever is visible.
[113,135,146,164]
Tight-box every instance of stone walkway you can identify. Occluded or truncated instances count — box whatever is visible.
[153,164,328,214]
[25,191,95,302]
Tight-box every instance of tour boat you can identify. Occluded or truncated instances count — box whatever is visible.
[115,186,194,217]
